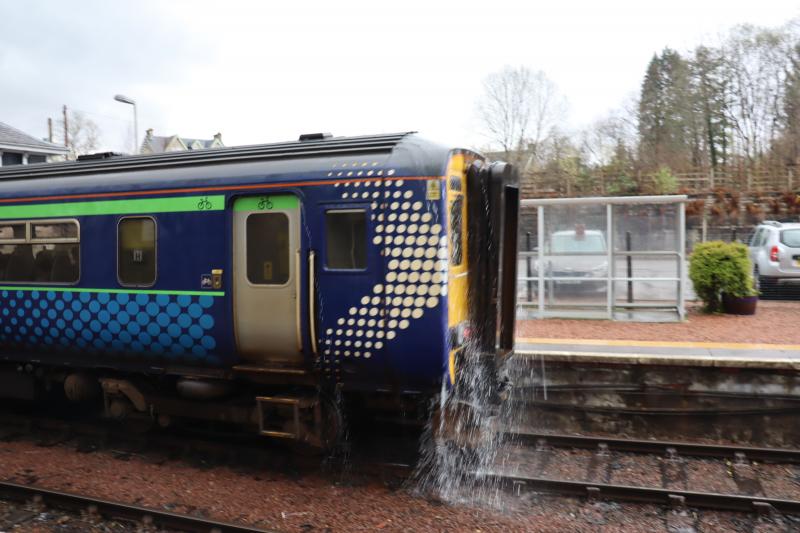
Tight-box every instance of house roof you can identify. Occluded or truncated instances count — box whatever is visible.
[182,137,217,149]
[141,135,171,153]
[141,134,221,153]
[0,122,69,154]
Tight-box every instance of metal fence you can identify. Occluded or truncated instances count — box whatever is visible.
[518,195,688,321]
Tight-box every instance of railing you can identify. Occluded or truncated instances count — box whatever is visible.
[522,167,797,196]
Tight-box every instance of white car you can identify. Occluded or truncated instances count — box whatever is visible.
[542,228,608,289]
[749,220,800,292]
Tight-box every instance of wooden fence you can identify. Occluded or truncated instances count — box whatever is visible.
[522,167,798,198]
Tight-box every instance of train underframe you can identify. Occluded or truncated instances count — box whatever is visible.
[0,360,436,449]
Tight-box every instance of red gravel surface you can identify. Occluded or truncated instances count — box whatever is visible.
[517,301,800,345]
[0,440,685,533]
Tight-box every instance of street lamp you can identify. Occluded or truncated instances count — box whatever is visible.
[114,94,138,154]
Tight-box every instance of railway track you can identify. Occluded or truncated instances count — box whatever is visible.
[485,473,800,515]
[505,430,800,463]
[478,429,800,519]
[0,480,273,532]
[4,404,800,522]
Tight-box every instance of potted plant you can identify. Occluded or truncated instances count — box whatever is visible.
[689,241,758,314]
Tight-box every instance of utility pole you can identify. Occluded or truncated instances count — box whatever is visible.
[62,105,69,148]
[47,118,53,143]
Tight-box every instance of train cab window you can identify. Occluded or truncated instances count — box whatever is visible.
[118,217,156,286]
[326,210,366,270]
[246,213,290,284]
[449,196,464,266]
[0,220,79,284]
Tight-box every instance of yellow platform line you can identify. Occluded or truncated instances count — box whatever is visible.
[515,337,800,351]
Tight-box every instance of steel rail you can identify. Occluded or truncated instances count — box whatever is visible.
[484,473,800,514]
[505,431,800,463]
[0,480,274,532]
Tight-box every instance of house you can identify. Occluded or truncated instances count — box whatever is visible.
[0,121,69,166]
[140,129,224,154]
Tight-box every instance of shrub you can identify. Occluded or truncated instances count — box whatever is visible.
[689,241,756,312]
[652,166,678,195]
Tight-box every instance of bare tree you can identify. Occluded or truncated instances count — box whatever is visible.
[55,110,101,159]
[722,25,793,165]
[476,66,566,171]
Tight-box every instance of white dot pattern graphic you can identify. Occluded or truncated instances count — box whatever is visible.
[320,177,447,362]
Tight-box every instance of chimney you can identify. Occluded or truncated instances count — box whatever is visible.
[146,128,153,139]
[213,132,222,142]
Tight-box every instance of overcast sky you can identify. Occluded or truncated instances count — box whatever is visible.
[1,0,798,153]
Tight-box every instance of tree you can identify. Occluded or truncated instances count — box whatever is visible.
[476,66,566,171]
[722,25,793,166]
[637,48,695,170]
[55,110,101,159]
[691,45,730,169]
[779,41,800,164]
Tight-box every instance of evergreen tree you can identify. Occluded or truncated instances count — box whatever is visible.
[637,49,694,170]
[691,45,730,169]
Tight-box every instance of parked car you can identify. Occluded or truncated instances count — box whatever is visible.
[542,227,608,291]
[748,220,800,292]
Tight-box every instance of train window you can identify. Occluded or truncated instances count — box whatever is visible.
[118,217,156,286]
[0,219,79,284]
[326,210,366,270]
[32,221,78,241]
[449,196,464,266]
[246,213,290,284]
[0,222,27,242]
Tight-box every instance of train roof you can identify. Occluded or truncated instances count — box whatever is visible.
[0,132,463,184]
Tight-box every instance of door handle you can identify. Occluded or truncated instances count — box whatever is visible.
[308,250,318,356]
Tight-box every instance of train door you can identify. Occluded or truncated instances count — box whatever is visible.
[233,195,302,365]
[314,197,384,372]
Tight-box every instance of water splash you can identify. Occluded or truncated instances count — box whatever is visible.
[411,340,522,507]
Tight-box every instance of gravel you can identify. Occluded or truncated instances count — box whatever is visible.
[0,440,583,532]
[2,437,796,532]
[517,301,800,344]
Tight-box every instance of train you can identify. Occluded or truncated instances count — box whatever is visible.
[0,132,519,446]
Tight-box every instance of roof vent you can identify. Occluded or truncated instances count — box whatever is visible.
[298,132,332,142]
[76,151,125,162]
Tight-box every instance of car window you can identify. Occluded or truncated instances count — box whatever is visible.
[781,229,800,248]
[750,228,763,247]
[551,233,606,253]
[756,229,770,247]
[760,229,773,247]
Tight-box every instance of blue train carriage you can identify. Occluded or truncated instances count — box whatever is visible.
[0,132,519,446]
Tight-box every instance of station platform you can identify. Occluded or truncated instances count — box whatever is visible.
[515,337,800,370]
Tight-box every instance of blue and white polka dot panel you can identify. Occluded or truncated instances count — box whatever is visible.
[0,290,221,364]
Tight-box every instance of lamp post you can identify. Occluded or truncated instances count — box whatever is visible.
[113,94,138,154]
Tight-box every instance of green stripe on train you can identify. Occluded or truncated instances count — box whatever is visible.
[0,286,224,297]
[233,195,299,211]
[0,195,226,219]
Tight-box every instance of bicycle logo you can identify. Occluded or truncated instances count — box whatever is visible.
[257,196,274,210]
[197,196,213,210]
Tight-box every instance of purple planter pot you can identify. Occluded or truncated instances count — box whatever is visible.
[721,294,758,315]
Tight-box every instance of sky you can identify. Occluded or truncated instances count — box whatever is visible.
[1,0,798,153]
